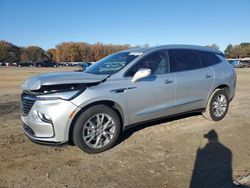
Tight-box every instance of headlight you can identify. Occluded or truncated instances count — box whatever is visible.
[36,90,82,100]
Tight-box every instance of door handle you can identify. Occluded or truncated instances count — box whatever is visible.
[164,79,173,84]
[205,74,212,78]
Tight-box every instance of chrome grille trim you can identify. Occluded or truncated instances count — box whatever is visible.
[21,92,36,116]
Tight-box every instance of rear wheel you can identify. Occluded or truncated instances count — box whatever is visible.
[203,89,229,121]
[73,105,121,153]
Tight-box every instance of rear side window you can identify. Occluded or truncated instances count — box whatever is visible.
[169,49,202,72]
[196,50,221,67]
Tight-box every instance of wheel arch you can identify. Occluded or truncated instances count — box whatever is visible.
[205,84,230,109]
[214,84,230,97]
[203,85,230,121]
[68,100,124,145]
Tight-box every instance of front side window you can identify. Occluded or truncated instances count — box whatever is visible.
[85,52,141,74]
[125,50,170,77]
[169,49,202,72]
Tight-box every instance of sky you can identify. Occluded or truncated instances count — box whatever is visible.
[0,0,249,51]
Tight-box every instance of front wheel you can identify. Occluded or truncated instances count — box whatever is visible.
[73,105,121,154]
[203,89,229,121]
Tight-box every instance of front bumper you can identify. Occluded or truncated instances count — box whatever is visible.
[21,99,81,143]
[23,124,67,146]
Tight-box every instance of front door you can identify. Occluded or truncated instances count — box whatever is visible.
[124,50,176,124]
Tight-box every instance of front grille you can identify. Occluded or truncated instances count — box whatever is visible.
[21,92,36,116]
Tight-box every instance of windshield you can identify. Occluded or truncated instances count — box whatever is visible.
[85,52,142,74]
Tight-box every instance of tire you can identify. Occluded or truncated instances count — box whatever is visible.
[203,89,229,121]
[73,105,121,154]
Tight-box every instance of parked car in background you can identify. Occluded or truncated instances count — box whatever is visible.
[228,60,240,68]
[0,62,17,66]
[59,62,84,67]
[57,63,64,67]
[20,45,236,153]
[239,60,250,68]
[16,62,33,67]
[0,62,6,66]
[35,62,58,67]
[82,62,92,70]
[228,59,250,68]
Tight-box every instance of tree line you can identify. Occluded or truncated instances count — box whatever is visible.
[0,40,130,63]
[224,43,250,58]
[1,40,250,63]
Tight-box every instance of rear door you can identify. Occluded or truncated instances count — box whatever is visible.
[169,49,214,112]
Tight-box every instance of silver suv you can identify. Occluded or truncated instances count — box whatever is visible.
[21,45,236,153]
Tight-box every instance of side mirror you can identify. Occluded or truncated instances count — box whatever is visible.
[132,68,151,83]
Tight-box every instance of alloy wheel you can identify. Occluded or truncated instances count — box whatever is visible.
[212,94,228,117]
[82,113,115,149]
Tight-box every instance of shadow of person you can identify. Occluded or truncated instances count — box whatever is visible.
[190,129,239,188]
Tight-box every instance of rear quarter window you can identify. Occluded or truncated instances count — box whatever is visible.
[196,50,222,67]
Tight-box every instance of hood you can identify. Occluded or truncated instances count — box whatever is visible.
[22,71,109,91]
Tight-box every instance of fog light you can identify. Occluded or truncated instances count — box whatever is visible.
[37,111,52,123]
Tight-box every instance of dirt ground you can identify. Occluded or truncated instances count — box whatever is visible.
[0,67,249,188]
